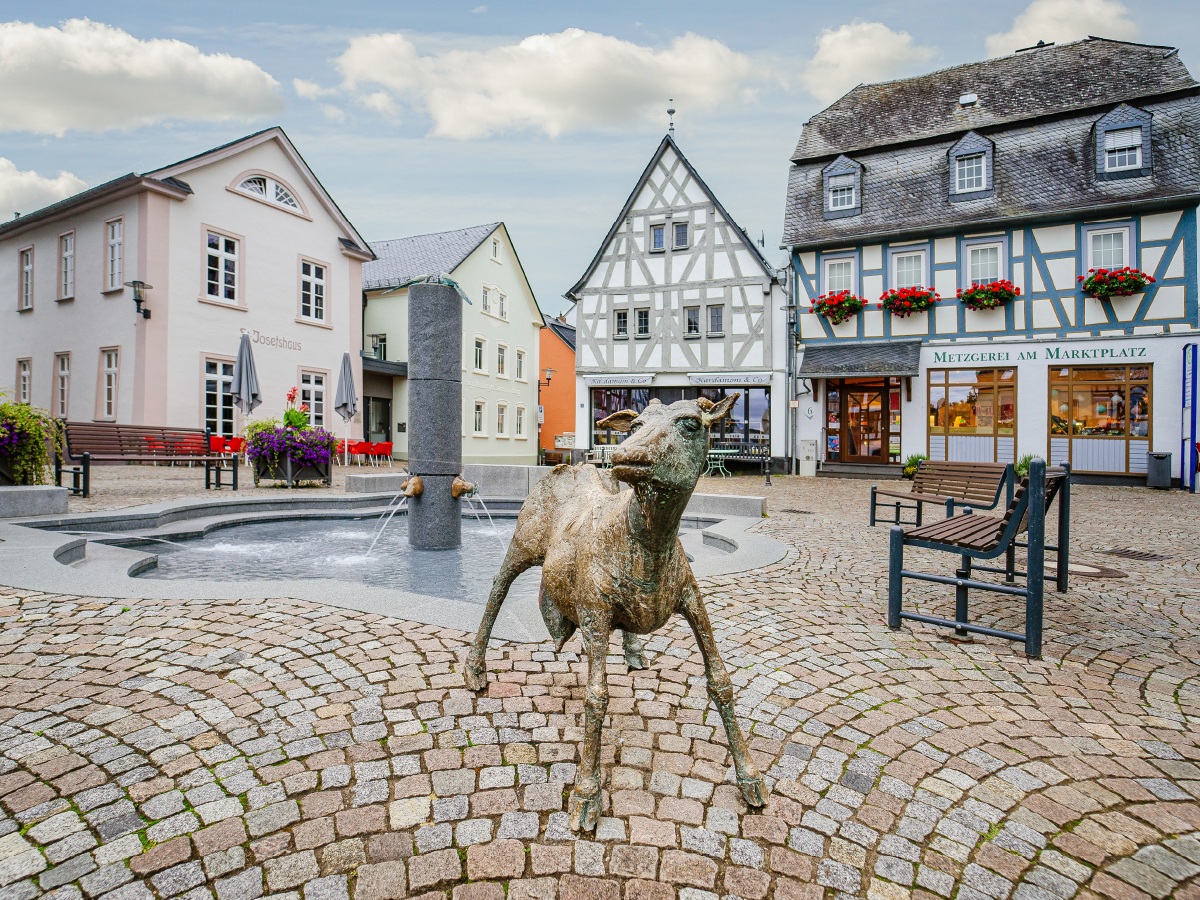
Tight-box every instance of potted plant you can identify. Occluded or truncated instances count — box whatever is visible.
[958,279,1019,311]
[1078,267,1155,298]
[879,287,939,317]
[0,396,60,486]
[812,290,866,325]
[246,390,336,487]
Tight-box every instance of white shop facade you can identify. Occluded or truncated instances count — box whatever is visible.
[795,331,1193,481]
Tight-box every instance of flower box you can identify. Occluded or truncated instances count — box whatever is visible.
[958,280,1019,311]
[812,290,866,326]
[879,287,939,317]
[246,413,336,488]
[1078,267,1155,299]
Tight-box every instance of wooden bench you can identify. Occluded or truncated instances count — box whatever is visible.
[886,459,1071,658]
[871,460,1012,526]
[54,422,237,498]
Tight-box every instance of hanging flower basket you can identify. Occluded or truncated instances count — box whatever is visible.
[1078,267,1155,299]
[958,280,1019,311]
[879,287,939,317]
[812,290,866,325]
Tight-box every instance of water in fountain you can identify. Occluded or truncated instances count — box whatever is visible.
[366,491,409,557]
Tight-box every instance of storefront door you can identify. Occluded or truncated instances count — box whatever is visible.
[826,379,900,464]
[366,397,391,443]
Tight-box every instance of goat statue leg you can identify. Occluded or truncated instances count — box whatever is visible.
[621,630,648,670]
[680,584,767,808]
[568,605,613,832]
[464,544,537,692]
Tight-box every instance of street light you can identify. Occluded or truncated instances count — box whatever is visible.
[537,368,556,464]
[124,280,152,319]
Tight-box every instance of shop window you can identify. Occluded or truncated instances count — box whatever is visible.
[1049,365,1151,474]
[205,359,235,438]
[927,368,1016,463]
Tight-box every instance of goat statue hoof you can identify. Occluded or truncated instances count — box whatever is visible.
[624,647,648,671]
[739,775,768,808]
[463,654,487,693]
[567,788,602,832]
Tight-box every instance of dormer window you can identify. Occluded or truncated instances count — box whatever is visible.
[1094,104,1152,181]
[1105,127,1141,171]
[236,174,301,210]
[948,131,994,202]
[821,155,862,220]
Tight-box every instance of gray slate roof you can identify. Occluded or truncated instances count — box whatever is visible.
[799,339,922,378]
[544,316,576,352]
[794,38,1196,161]
[365,223,500,291]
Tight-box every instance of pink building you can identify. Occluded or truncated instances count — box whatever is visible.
[1,128,373,439]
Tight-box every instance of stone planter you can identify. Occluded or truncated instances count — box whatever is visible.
[0,457,31,486]
[253,457,331,487]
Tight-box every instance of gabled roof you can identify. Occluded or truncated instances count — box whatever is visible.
[146,126,373,258]
[364,223,501,291]
[794,38,1197,162]
[565,134,777,300]
[0,127,373,257]
[543,315,576,352]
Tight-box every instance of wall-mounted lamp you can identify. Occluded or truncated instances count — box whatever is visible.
[124,280,153,319]
[540,367,556,386]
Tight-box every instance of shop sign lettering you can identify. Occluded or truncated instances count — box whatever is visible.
[932,345,1148,364]
[251,330,301,351]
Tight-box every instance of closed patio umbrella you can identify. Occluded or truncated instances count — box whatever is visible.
[334,351,358,467]
[231,332,261,415]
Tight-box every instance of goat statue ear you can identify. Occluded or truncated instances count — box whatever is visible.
[703,392,740,426]
[596,409,639,432]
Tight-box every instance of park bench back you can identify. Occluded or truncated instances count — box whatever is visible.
[912,460,1010,505]
[62,422,215,461]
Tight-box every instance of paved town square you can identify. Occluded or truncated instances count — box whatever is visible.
[2,474,1198,900]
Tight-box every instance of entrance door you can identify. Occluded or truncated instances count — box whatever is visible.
[367,397,391,443]
[845,386,884,461]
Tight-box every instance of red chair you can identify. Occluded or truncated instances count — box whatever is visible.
[373,442,393,467]
[209,435,227,452]
[351,441,373,466]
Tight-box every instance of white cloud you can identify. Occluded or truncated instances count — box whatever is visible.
[0,18,283,136]
[800,21,937,105]
[358,91,402,121]
[985,0,1138,57]
[334,28,765,139]
[0,159,86,216]
[472,5,487,13]
[294,78,337,100]
[320,104,346,123]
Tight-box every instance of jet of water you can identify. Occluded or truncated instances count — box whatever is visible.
[366,491,408,557]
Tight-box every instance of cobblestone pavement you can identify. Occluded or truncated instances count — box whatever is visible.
[2,476,1198,900]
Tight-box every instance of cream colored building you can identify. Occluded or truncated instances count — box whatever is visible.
[0,127,372,438]
[362,223,543,465]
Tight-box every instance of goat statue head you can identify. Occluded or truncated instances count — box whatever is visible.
[597,394,739,493]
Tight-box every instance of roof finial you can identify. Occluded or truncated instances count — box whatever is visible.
[667,100,675,137]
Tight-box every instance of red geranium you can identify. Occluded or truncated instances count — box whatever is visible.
[958,279,1019,311]
[1079,267,1154,299]
[811,289,866,325]
[880,287,939,317]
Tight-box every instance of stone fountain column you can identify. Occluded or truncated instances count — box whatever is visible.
[407,282,462,550]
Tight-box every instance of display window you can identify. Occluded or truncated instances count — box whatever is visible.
[927,368,1016,463]
[1049,365,1151,473]
[590,386,770,449]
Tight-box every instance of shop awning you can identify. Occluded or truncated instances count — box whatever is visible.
[798,339,922,379]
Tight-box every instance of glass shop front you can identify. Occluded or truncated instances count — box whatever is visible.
[590,385,770,449]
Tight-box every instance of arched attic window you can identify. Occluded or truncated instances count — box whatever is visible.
[235,174,301,210]
[948,131,994,202]
[1094,104,1152,181]
[822,155,862,220]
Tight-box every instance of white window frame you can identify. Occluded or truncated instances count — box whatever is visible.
[105,219,123,292]
[515,349,526,382]
[496,344,508,378]
[235,174,303,213]
[55,353,70,418]
[515,405,525,438]
[60,233,74,300]
[827,173,855,210]
[1086,225,1133,271]
[205,230,239,304]
[300,371,326,427]
[473,401,486,435]
[958,235,1010,290]
[492,238,500,261]
[708,305,724,336]
[496,403,507,437]
[650,224,665,253]
[822,254,858,295]
[685,306,700,335]
[473,338,487,374]
[101,349,119,421]
[967,243,1003,287]
[18,247,33,310]
[955,153,987,193]
[1104,127,1142,172]
[16,359,30,404]
[635,307,651,337]
[299,258,326,322]
[890,247,928,290]
[673,222,689,249]
[481,287,490,313]
[498,292,507,319]
[614,309,629,337]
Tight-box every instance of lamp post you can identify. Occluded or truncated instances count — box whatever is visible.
[124,281,152,319]
[538,368,556,464]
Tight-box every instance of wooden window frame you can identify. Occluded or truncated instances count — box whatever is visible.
[926,367,1018,463]
[1047,364,1152,474]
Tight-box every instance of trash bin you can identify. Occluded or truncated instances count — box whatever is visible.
[1147,451,1172,489]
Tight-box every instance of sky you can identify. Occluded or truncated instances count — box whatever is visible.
[1,1,1197,315]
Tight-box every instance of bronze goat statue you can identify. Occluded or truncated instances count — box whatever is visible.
[463,394,766,831]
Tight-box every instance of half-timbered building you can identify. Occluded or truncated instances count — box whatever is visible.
[783,38,1199,483]
[566,134,787,465]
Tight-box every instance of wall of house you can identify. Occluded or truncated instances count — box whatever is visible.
[0,195,144,423]
[160,139,363,435]
[538,328,576,455]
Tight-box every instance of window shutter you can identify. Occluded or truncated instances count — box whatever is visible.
[1105,127,1141,150]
